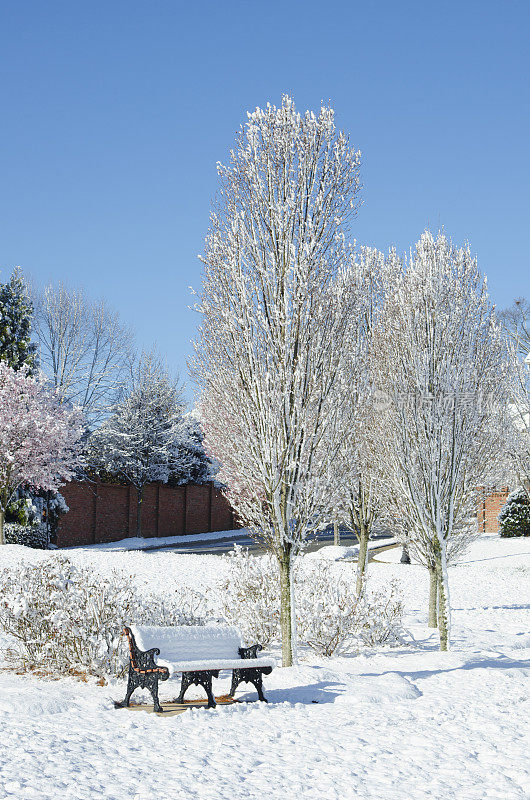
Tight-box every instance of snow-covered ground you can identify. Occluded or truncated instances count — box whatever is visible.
[0,533,528,799]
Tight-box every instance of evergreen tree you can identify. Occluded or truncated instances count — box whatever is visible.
[0,267,38,373]
[169,414,217,486]
[88,361,185,536]
[498,489,530,537]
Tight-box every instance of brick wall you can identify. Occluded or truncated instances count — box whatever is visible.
[56,481,237,548]
[477,488,510,533]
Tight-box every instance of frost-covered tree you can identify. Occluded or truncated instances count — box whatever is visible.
[0,362,84,544]
[498,488,530,537]
[373,230,514,650]
[0,269,71,535]
[500,297,530,362]
[330,247,400,594]
[33,282,134,424]
[88,353,186,536]
[0,267,38,373]
[498,299,530,494]
[168,413,217,486]
[193,95,362,666]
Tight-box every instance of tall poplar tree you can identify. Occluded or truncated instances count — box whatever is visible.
[194,96,362,666]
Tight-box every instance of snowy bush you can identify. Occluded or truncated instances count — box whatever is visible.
[4,522,49,549]
[220,547,405,656]
[296,565,404,655]
[0,557,208,679]
[356,580,405,647]
[498,489,530,537]
[137,587,210,629]
[219,546,280,647]
[295,562,365,656]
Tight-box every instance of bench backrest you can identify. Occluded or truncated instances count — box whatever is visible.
[129,625,242,663]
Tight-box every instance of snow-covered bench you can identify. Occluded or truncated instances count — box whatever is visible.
[120,625,276,711]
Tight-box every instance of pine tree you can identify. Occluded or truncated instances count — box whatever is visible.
[168,414,217,486]
[0,267,38,373]
[88,360,187,536]
[498,489,530,537]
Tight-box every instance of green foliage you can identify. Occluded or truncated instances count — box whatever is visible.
[498,489,530,537]
[0,267,38,373]
[4,522,49,549]
[5,496,33,526]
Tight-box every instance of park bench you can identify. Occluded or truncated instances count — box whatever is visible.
[121,625,276,711]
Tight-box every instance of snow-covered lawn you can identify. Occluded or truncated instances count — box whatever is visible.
[0,534,528,799]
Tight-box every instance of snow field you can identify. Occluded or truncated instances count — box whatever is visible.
[0,533,527,799]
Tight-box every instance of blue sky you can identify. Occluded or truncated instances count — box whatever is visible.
[1,1,528,405]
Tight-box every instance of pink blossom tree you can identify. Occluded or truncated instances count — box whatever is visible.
[0,362,85,544]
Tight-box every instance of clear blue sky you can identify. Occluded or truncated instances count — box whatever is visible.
[1,1,528,405]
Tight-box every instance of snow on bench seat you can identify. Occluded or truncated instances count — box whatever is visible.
[129,624,276,675]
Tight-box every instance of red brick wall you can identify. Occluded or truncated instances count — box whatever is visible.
[185,484,211,534]
[56,481,236,548]
[158,485,185,537]
[211,486,234,531]
[477,488,510,533]
[56,482,97,548]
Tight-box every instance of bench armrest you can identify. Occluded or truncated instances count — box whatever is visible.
[238,644,263,660]
[124,626,169,676]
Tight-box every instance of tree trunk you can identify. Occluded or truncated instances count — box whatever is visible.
[435,552,451,651]
[356,521,369,596]
[428,563,438,627]
[333,519,340,546]
[279,552,293,667]
[0,509,4,546]
[136,486,143,538]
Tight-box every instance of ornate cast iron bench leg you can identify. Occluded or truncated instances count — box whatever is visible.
[230,666,272,702]
[121,628,169,712]
[178,670,219,708]
[123,665,139,708]
[146,673,164,713]
[121,668,165,712]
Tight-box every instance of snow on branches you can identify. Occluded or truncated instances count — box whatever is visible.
[0,362,84,542]
[372,230,515,649]
[193,95,363,666]
[89,354,215,535]
[219,546,405,657]
[330,246,402,593]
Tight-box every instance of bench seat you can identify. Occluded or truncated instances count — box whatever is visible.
[154,656,276,674]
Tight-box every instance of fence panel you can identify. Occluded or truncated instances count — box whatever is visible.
[56,481,235,547]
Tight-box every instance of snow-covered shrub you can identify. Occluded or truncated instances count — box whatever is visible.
[0,557,133,676]
[0,556,208,678]
[498,489,530,537]
[219,545,280,647]
[296,565,404,655]
[219,547,405,656]
[4,522,49,549]
[355,580,405,647]
[138,587,210,629]
[295,562,364,656]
